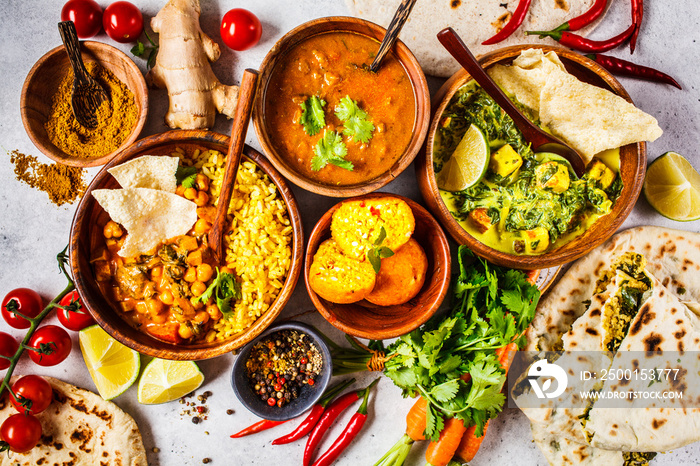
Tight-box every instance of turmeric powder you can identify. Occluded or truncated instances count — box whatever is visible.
[45,62,138,158]
[9,150,86,206]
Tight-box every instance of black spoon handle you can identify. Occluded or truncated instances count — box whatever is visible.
[370,0,418,73]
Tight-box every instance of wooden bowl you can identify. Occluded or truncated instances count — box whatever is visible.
[416,45,646,270]
[69,130,304,360]
[305,193,451,340]
[21,41,148,168]
[253,17,431,197]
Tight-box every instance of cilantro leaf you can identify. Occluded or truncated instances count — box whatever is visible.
[175,165,197,189]
[335,96,375,143]
[300,96,326,136]
[194,268,241,317]
[366,226,394,273]
[430,379,460,403]
[311,130,353,171]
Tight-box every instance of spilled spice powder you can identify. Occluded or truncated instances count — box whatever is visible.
[9,150,86,206]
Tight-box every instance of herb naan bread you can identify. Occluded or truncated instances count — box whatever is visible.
[0,376,147,465]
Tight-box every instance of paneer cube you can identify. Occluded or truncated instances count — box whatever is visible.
[178,235,199,252]
[514,227,550,254]
[535,162,570,193]
[94,260,112,282]
[489,144,522,178]
[586,158,616,190]
[468,208,494,233]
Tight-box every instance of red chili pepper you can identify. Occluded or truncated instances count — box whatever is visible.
[311,378,378,466]
[630,0,643,53]
[230,419,288,438]
[586,54,681,89]
[272,378,356,445]
[528,23,635,53]
[482,0,533,45]
[527,0,606,35]
[303,379,379,466]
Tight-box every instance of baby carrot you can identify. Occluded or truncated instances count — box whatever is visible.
[454,422,490,463]
[424,417,467,466]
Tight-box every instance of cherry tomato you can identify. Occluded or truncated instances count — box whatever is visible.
[10,376,53,415]
[0,413,42,453]
[57,291,94,331]
[220,8,262,51]
[2,288,43,329]
[61,0,103,39]
[27,325,72,367]
[0,332,19,370]
[103,1,143,43]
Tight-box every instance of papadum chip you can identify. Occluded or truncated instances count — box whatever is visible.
[108,155,179,192]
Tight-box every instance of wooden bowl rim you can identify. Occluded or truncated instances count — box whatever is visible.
[419,44,646,270]
[304,192,451,339]
[20,41,148,168]
[253,16,431,198]
[69,130,304,360]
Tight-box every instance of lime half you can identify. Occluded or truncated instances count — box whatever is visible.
[436,124,490,192]
[137,358,204,405]
[79,325,140,400]
[644,152,700,222]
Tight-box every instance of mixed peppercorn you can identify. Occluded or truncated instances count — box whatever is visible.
[246,330,323,408]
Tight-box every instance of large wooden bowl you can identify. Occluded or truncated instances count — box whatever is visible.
[305,193,451,340]
[69,131,304,360]
[21,41,148,168]
[416,45,646,270]
[253,17,431,197]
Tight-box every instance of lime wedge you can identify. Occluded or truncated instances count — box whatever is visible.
[644,152,700,222]
[137,358,204,405]
[79,325,140,400]
[436,124,490,192]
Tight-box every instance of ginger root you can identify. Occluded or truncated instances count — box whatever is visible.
[147,0,239,129]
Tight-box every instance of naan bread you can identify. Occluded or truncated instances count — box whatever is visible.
[346,0,609,77]
[108,155,179,192]
[531,422,624,466]
[0,377,147,465]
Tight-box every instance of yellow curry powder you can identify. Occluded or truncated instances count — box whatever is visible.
[45,62,138,158]
[9,150,86,206]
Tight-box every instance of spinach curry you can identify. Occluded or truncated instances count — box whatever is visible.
[436,82,623,255]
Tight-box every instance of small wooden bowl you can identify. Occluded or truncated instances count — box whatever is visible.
[305,193,451,340]
[69,130,304,360]
[253,17,431,197]
[21,41,148,168]
[416,45,646,270]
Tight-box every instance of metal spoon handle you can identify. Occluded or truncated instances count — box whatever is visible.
[58,21,92,85]
[369,0,418,73]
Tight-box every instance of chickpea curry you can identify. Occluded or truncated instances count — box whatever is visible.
[265,31,416,186]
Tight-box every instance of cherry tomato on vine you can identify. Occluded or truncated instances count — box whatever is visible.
[61,0,103,39]
[10,375,53,415]
[0,413,42,453]
[220,8,262,51]
[57,291,94,331]
[103,1,143,43]
[2,288,43,329]
[27,325,72,367]
[0,332,19,370]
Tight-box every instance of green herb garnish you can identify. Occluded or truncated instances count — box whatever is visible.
[300,96,327,136]
[195,268,242,317]
[131,29,159,69]
[335,96,375,143]
[311,130,353,171]
[175,165,197,189]
[366,226,394,273]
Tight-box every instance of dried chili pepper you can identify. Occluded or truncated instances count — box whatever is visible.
[529,23,635,53]
[303,379,379,466]
[272,378,356,445]
[230,419,288,438]
[528,0,607,35]
[311,378,378,466]
[482,0,533,45]
[630,0,643,53]
[586,54,681,89]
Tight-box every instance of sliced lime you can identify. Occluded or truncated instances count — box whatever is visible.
[436,124,490,192]
[137,358,204,405]
[79,325,140,400]
[644,152,700,222]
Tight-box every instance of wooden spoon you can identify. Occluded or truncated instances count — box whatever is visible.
[437,27,587,177]
[209,69,260,265]
[368,0,418,73]
[58,21,108,129]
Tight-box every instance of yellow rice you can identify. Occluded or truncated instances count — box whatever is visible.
[172,148,292,341]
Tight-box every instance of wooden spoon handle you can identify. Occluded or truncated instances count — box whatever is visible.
[58,21,91,85]
[369,0,418,73]
[436,27,548,148]
[209,69,260,264]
